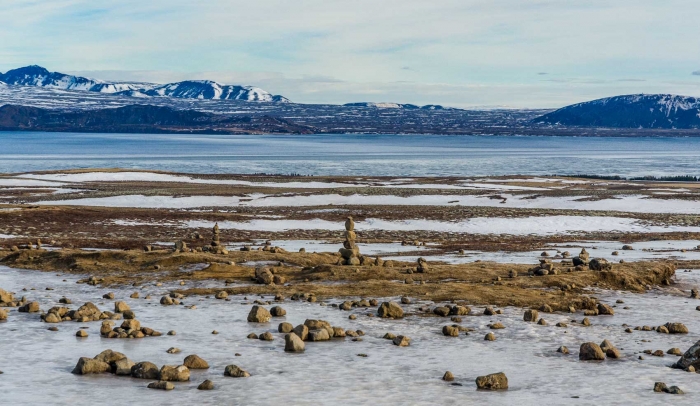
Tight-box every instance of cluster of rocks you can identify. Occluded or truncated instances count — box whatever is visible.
[532,248,614,275]
[654,382,684,395]
[208,223,228,255]
[0,288,24,309]
[72,349,214,390]
[579,339,621,360]
[40,302,120,323]
[429,304,471,317]
[338,217,360,266]
[100,319,162,339]
[339,298,379,311]
[275,318,362,351]
[253,267,286,285]
[160,292,185,306]
[631,322,688,334]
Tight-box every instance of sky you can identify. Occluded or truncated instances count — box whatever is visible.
[1,0,700,108]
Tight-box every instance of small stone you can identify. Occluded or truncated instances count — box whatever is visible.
[224,365,250,378]
[442,371,454,382]
[475,372,508,390]
[579,342,605,360]
[392,335,411,347]
[197,380,214,390]
[557,346,569,354]
[147,381,174,390]
[76,330,88,338]
[484,332,496,341]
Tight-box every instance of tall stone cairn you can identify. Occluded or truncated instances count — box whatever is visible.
[210,223,228,255]
[339,216,360,265]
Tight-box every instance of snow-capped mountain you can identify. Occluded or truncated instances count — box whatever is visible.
[344,102,450,110]
[534,94,700,129]
[0,65,289,102]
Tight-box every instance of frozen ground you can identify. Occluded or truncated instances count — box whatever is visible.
[0,266,698,405]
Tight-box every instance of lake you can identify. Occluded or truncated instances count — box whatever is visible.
[2,132,700,177]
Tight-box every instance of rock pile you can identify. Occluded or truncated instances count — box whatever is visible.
[100,319,162,339]
[208,223,228,255]
[573,248,589,266]
[339,216,360,265]
[41,302,118,323]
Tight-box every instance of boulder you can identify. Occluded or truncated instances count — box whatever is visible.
[597,303,615,315]
[523,309,539,322]
[254,267,274,285]
[160,296,174,305]
[259,332,274,341]
[377,302,404,319]
[270,306,286,317]
[278,322,294,333]
[76,330,88,338]
[308,329,331,341]
[166,347,181,354]
[94,349,126,364]
[668,348,683,356]
[114,301,130,313]
[71,357,110,374]
[114,358,136,376]
[0,288,14,304]
[293,324,309,341]
[147,381,174,390]
[589,258,612,271]
[442,371,454,382]
[432,307,451,317]
[224,365,250,378]
[579,342,605,361]
[392,335,411,347]
[673,340,700,370]
[18,301,40,313]
[215,291,228,300]
[665,322,689,334]
[121,319,141,331]
[442,325,459,337]
[132,362,160,379]
[159,365,190,382]
[183,355,209,369]
[475,372,508,390]
[198,380,214,390]
[557,346,569,354]
[247,305,271,323]
[0,308,7,321]
[450,305,470,316]
[484,332,496,341]
[284,332,305,352]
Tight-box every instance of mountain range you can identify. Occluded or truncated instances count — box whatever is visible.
[0,65,289,102]
[533,94,700,129]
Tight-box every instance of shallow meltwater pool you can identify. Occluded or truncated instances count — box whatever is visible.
[0,266,699,405]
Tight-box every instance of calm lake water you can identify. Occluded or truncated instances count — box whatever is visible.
[2,132,700,177]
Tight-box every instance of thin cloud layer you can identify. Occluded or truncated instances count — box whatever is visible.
[0,0,699,107]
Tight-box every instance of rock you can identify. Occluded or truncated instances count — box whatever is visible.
[224,365,250,378]
[270,306,286,317]
[122,310,136,320]
[432,306,451,317]
[489,322,505,329]
[483,307,496,316]
[44,312,61,323]
[159,365,190,382]
[247,305,271,323]
[666,386,684,395]
[284,332,305,352]
[0,308,7,320]
[198,380,214,390]
[653,382,667,392]
[183,355,209,369]
[114,301,130,313]
[215,291,228,300]
[484,332,496,341]
[597,303,615,315]
[475,372,508,390]
[339,301,353,311]
[599,339,614,352]
[255,267,274,285]
[259,331,274,341]
[450,305,470,316]
[622,245,634,250]
[121,319,141,331]
[581,317,591,326]
[76,329,88,338]
[160,296,174,305]
[103,292,115,300]
[383,333,397,340]
[377,301,404,319]
[130,292,139,299]
[71,357,110,374]
[668,348,683,356]
[392,335,411,347]
[166,347,181,354]
[442,371,454,381]
[442,325,459,337]
[657,325,669,334]
[579,342,605,360]
[523,309,539,322]
[673,340,700,370]
[18,301,40,313]
[537,318,547,326]
[247,333,258,339]
[94,349,126,364]
[167,330,176,336]
[293,324,309,341]
[308,329,331,341]
[557,346,569,354]
[606,348,622,359]
[278,322,294,333]
[589,258,611,271]
[114,358,136,375]
[665,322,689,334]
[400,296,410,304]
[132,362,160,379]
[147,381,174,390]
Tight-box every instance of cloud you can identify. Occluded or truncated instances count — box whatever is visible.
[693,71,700,76]
[1,0,699,107]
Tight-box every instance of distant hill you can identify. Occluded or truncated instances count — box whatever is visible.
[0,65,289,102]
[343,102,452,110]
[533,94,700,129]
[0,104,311,134]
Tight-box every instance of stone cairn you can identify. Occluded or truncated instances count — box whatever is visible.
[339,216,360,265]
[209,223,228,255]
